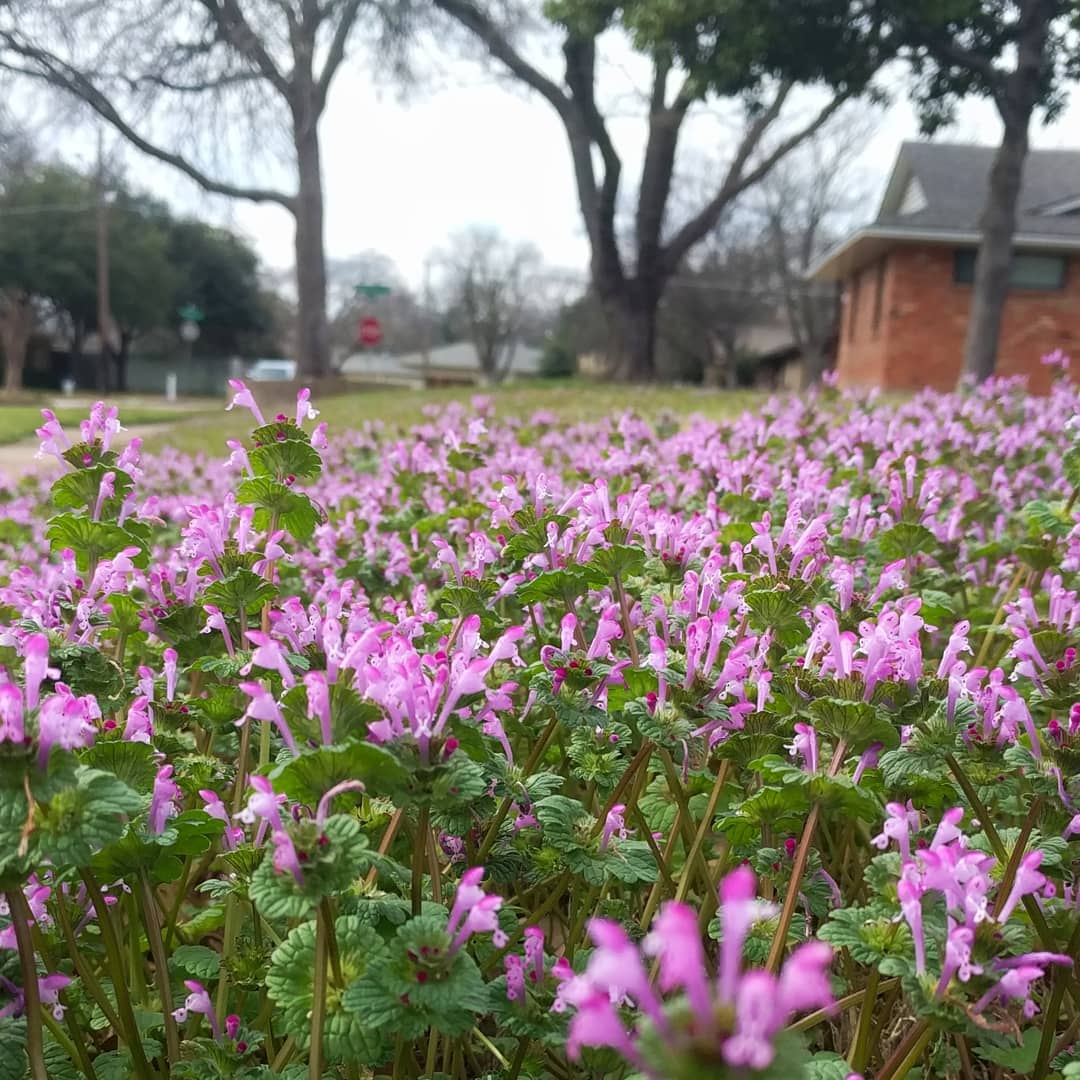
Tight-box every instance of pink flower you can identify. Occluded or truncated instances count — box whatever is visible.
[149,765,181,835]
[446,866,506,954]
[163,648,178,702]
[237,681,297,756]
[226,380,265,426]
[173,979,222,1040]
[124,695,153,744]
[22,633,53,712]
[0,684,24,744]
[600,803,628,852]
[36,684,98,768]
[296,388,319,425]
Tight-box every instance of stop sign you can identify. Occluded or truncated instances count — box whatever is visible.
[358,316,383,347]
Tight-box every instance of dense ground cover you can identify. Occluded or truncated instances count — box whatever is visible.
[0,376,1078,1079]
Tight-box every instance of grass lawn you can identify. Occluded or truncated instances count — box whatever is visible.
[0,402,194,447]
[142,380,766,456]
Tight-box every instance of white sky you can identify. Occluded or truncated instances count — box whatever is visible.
[21,38,1080,294]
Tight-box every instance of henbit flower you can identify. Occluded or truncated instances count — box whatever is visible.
[642,901,711,1022]
[243,631,296,689]
[717,864,779,1004]
[787,722,818,773]
[600,804,628,852]
[446,866,507,954]
[852,741,883,785]
[163,648,178,702]
[173,979,223,1040]
[935,919,982,997]
[22,633,54,712]
[237,682,298,756]
[315,779,365,826]
[123,695,153,744]
[202,604,234,656]
[0,684,24,744]
[303,670,332,745]
[199,789,242,850]
[871,801,920,861]
[36,684,99,768]
[995,851,1047,923]
[296,388,319,425]
[226,379,265,426]
[311,421,329,450]
[92,471,116,521]
[37,974,71,1021]
[149,765,181,835]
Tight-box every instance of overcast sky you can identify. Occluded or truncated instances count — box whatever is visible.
[23,36,1080,294]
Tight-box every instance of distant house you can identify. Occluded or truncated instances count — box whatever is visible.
[340,342,542,387]
[809,141,1080,392]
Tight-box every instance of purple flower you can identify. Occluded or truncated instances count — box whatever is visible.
[996,851,1046,923]
[173,979,222,1041]
[38,974,71,1021]
[36,684,98,768]
[296,388,319,425]
[124,695,153,744]
[149,765,181,835]
[643,901,711,1021]
[163,648,178,702]
[237,682,297,756]
[446,866,506,954]
[600,803,628,852]
[787,722,818,773]
[852,741,883,785]
[199,789,242,850]
[0,684,24,744]
[871,801,920,861]
[22,633,53,712]
[226,380,265,426]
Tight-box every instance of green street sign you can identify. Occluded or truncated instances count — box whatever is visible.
[178,303,205,322]
[355,283,392,299]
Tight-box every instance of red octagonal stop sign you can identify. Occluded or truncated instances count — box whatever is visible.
[358,316,383,347]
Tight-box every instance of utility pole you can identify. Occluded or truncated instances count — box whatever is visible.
[95,129,115,393]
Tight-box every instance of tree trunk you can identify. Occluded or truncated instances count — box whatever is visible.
[601,286,658,381]
[0,292,33,396]
[961,5,1051,384]
[293,119,329,379]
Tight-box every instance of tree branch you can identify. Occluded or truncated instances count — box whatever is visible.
[0,39,295,208]
[196,0,292,97]
[662,88,849,275]
[315,0,365,112]
[431,0,571,119]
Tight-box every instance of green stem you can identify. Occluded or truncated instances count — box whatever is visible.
[612,571,640,666]
[507,1037,530,1080]
[1034,917,1080,1078]
[138,874,180,1066]
[8,889,47,1080]
[309,908,329,1080]
[847,968,880,1073]
[271,1035,296,1072]
[787,977,899,1033]
[973,564,1025,669]
[766,802,820,972]
[991,794,1044,919]
[215,893,241,1020]
[877,1021,933,1080]
[674,761,730,904]
[126,890,144,1006]
[53,893,123,1034]
[163,854,195,948]
[80,870,156,1080]
[472,1027,509,1068]
[412,803,430,917]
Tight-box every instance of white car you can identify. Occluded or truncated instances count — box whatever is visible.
[246,358,297,382]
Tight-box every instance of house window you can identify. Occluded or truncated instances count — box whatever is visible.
[953,250,1067,290]
[848,271,861,342]
[872,259,887,336]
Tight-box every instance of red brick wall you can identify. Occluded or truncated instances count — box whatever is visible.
[834,243,1080,393]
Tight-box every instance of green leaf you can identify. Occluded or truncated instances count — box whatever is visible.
[203,569,278,615]
[51,463,135,514]
[974,1028,1041,1071]
[171,944,221,981]
[270,741,408,805]
[447,449,485,473]
[80,740,160,793]
[249,814,370,920]
[515,565,605,607]
[878,522,935,561]
[1064,446,1080,491]
[236,477,324,541]
[1024,499,1071,539]
[587,544,645,580]
[45,513,149,572]
[808,697,900,753]
[35,767,142,868]
[266,915,390,1062]
[0,1018,27,1080]
[250,438,322,482]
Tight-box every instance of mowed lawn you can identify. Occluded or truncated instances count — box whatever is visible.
[140,379,766,456]
[0,401,196,446]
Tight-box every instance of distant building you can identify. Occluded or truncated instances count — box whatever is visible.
[339,341,542,387]
[810,141,1080,392]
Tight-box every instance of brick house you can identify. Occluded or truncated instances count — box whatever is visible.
[808,141,1080,392]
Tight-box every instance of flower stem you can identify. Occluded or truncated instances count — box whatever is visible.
[507,1037,531,1080]
[53,892,124,1035]
[309,906,329,1080]
[8,889,47,1080]
[991,794,1043,919]
[765,802,820,973]
[612,570,640,666]
[80,870,156,1080]
[139,874,180,1065]
[674,760,730,904]
[412,803,430,917]
[973,564,1025,669]
[787,977,899,1033]
[877,1020,932,1080]
[847,968,880,1073]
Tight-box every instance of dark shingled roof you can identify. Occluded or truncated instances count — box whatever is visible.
[876,141,1080,238]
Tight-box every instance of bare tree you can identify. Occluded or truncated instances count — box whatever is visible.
[0,0,404,379]
[439,226,541,383]
[430,0,851,381]
[758,113,875,387]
